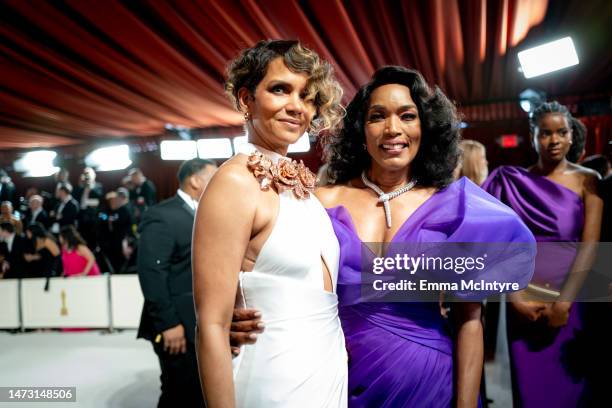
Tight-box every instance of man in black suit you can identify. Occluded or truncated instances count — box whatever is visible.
[137,158,217,408]
[73,167,104,248]
[0,222,29,279]
[22,195,50,228]
[102,188,134,273]
[0,170,17,207]
[51,183,79,233]
[128,168,157,223]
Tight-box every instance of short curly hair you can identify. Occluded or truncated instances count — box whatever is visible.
[324,66,461,188]
[225,39,344,135]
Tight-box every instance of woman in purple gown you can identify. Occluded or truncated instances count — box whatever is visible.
[315,66,535,407]
[231,66,535,407]
[482,101,603,407]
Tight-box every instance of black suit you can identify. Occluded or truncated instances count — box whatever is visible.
[74,183,104,248]
[0,234,29,279]
[102,204,133,273]
[54,198,79,227]
[23,209,50,228]
[137,194,203,407]
[0,181,16,206]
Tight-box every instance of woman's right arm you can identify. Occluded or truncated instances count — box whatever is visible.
[193,163,259,408]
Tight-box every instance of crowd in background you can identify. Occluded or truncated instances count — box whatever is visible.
[0,166,159,279]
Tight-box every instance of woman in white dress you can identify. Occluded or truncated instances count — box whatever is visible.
[193,40,347,408]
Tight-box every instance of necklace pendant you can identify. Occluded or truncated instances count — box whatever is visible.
[383,200,392,228]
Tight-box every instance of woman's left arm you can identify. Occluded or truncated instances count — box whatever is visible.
[453,302,483,408]
[77,244,96,276]
[549,173,603,325]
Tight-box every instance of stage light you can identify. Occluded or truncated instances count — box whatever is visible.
[196,138,233,159]
[519,88,546,115]
[85,145,132,171]
[518,37,579,79]
[13,150,59,177]
[520,100,532,113]
[287,133,311,153]
[160,140,197,160]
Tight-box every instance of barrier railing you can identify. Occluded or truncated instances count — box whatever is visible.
[0,275,144,330]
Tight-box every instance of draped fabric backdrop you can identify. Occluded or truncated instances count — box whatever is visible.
[1,0,611,150]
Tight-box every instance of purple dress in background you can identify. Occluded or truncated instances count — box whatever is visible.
[327,177,535,408]
[483,165,586,407]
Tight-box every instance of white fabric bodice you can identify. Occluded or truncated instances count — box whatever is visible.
[232,144,347,408]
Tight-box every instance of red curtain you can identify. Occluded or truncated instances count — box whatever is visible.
[0,0,563,149]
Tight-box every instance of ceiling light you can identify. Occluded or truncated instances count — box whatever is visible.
[197,138,233,159]
[85,145,132,171]
[518,37,579,79]
[160,140,197,160]
[13,150,59,177]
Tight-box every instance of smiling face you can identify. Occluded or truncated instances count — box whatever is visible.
[240,57,316,154]
[533,113,572,163]
[364,84,422,174]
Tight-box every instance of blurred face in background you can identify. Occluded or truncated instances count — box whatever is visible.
[29,196,43,211]
[458,141,488,185]
[129,170,144,187]
[1,202,12,217]
[81,167,96,185]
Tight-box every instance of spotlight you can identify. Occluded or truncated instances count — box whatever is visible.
[197,138,233,159]
[160,141,197,160]
[519,89,546,115]
[13,150,59,177]
[85,145,132,171]
[518,37,579,79]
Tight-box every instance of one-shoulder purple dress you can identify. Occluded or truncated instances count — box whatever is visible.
[483,165,586,407]
[327,177,535,407]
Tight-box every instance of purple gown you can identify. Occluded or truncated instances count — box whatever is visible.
[483,165,586,407]
[327,177,535,407]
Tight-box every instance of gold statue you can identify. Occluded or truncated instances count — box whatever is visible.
[60,289,68,316]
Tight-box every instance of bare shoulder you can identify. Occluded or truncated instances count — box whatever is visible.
[204,154,260,197]
[315,183,351,208]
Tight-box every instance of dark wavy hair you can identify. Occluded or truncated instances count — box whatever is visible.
[324,66,461,188]
[567,116,586,163]
[59,225,87,250]
[26,222,55,242]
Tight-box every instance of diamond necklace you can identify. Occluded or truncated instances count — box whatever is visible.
[361,171,417,228]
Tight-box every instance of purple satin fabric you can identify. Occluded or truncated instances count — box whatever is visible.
[483,165,586,407]
[327,177,535,407]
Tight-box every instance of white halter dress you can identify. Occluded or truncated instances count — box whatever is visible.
[233,145,347,408]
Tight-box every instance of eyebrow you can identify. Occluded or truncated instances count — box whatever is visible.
[368,104,417,111]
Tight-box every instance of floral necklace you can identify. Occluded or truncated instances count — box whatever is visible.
[246,147,317,199]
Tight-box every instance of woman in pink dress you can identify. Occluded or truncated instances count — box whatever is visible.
[59,225,100,277]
